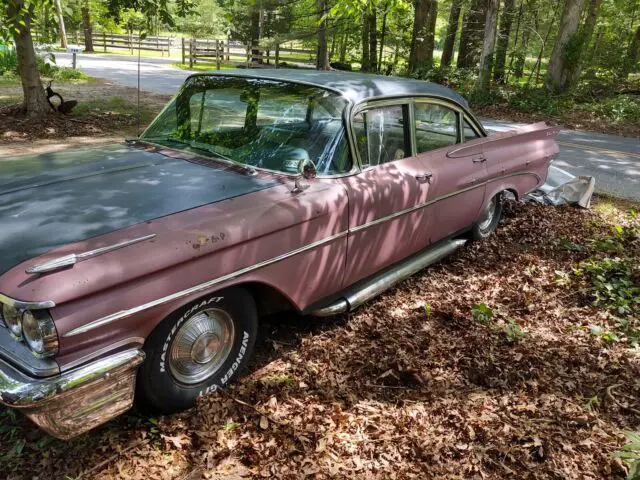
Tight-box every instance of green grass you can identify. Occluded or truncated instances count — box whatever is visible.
[172,62,238,72]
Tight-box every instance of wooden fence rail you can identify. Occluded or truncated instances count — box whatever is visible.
[73,31,173,55]
[65,32,317,68]
[183,38,317,69]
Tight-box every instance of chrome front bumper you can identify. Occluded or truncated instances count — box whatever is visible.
[0,348,145,439]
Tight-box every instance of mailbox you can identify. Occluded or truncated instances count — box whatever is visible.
[66,45,83,69]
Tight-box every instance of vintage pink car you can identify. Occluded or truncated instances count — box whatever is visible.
[0,70,559,438]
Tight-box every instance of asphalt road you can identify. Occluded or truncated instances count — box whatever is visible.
[57,52,640,201]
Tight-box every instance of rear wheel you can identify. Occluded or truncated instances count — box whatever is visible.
[471,192,504,240]
[137,287,258,414]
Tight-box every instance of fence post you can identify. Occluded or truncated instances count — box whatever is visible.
[102,32,106,52]
[226,38,230,61]
[246,44,251,68]
[215,39,221,70]
[189,38,194,69]
[182,37,185,65]
[275,44,280,69]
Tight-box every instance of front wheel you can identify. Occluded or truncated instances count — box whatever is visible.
[471,192,504,241]
[137,287,258,414]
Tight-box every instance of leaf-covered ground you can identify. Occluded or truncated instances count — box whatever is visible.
[1,197,639,479]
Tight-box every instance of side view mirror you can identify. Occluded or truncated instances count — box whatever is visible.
[298,158,317,180]
[292,159,317,194]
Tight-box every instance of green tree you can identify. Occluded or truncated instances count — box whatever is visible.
[1,0,51,116]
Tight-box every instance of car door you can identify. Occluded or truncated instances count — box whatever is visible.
[336,101,437,287]
[413,101,488,243]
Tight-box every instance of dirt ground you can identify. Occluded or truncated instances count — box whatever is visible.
[0,197,638,479]
[473,103,640,139]
[0,80,169,158]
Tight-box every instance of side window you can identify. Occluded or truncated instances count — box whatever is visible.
[190,88,248,135]
[414,103,458,153]
[464,118,482,141]
[353,105,410,167]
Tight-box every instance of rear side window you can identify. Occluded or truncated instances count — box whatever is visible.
[414,103,459,153]
[353,105,410,167]
[464,119,482,140]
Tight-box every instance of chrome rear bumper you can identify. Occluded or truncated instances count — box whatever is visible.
[0,348,144,439]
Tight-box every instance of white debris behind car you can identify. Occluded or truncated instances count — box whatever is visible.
[525,165,595,208]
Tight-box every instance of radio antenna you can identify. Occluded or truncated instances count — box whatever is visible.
[137,31,141,136]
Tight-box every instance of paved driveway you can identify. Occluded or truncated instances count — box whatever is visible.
[57,53,640,201]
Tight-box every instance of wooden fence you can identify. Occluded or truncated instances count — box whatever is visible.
[68,32,317,68]
[73,32,172,55]
[183,38,317,69]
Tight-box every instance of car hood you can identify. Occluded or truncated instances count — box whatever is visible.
[0,144,277,275]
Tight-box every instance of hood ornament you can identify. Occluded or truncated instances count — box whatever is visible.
[26,234,157,274]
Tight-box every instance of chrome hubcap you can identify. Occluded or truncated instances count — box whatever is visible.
[169,308,235,384]
[478,198,496,231]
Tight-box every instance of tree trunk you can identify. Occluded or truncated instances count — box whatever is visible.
[53,0,68,49]
[339,30,348,63]
[566,0,602,86]
[378,8,388,70]
[368,8,378,72]
[475,0,499,93]
[528,0,561,87]
[512,17,528,78]
[620,25,640,78]
[440,0,462,68]
[505,0,524,82]
[81,0,94,52]
[493,0,514,83]
[6,1,50,117]
[409,0,437,73]
[361,9,370,71]
[457,0,487,69]
[316,0,330,70]
[545,0,586,92]
[250,7,263,63]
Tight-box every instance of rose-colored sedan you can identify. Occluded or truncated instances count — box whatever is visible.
[0,70,559,438]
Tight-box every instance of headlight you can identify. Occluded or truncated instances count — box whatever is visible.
[22,310,59,357]
[2,304,23,339]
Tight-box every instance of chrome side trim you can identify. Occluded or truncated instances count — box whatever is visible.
[0,293,55,310]
[60,337,145,372]
[349,182,484,234]
[26,234,157,274]
[64,230,349,337]
[349,172,541,234]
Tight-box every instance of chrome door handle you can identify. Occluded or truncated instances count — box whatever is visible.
[415,172,433,181]
[473,156,487,163]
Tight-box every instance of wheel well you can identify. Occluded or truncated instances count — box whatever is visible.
[504,188,519,201]
[241,282,296,317]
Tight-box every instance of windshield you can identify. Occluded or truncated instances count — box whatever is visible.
[141,75,352,176]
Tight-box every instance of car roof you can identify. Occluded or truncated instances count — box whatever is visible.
[197,69,470,109]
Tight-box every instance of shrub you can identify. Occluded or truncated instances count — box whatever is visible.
[578,258,639,316]
[613,431,640,480]
[0,48,18,76]
[471,303,493,324]
[505,319,525,343]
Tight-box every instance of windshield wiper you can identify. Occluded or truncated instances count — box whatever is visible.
[142,137,257,175]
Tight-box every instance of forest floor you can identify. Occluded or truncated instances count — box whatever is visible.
[473,102,640,139]
[0,78,169,157]
[0,197,638,479]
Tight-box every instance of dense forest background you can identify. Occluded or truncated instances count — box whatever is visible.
[1,0,639,122]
